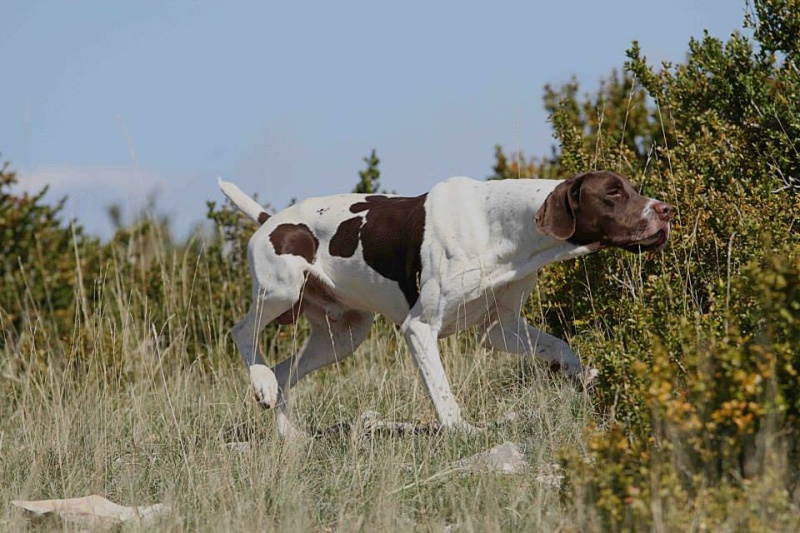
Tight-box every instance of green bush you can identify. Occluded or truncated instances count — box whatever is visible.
[0,160,100,363]
[489,1,800,528]
[0,161,268,387]
[2,2,799,528]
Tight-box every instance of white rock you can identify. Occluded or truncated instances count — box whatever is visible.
[454,441,529,474]
[12,494,170,527]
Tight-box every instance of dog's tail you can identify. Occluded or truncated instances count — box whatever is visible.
[217,177,270,225]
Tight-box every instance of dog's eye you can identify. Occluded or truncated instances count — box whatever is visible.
[606,189,622,198]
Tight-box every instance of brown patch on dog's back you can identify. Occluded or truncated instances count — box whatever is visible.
[348,194,427,307]
[269,223,319,263]
[350,195,389,213]
[257,212,270,225]
[329,217,363,258]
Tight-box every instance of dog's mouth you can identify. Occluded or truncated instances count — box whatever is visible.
[621,227,669,254]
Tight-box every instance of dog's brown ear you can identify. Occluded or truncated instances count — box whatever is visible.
[535,176,584,240]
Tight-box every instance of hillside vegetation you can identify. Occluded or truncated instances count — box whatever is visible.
[2,1,799,530]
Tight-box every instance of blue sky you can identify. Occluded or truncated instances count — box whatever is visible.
[2,0,747,238]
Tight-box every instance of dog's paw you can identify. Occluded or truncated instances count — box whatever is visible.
[572,366,599,390]
[249,364,279,408]
[579,367,599,383]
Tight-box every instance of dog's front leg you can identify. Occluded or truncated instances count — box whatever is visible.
[401,315,477,433]
[482,315,597,383]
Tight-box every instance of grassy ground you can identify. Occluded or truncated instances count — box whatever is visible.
[0,320,595,531]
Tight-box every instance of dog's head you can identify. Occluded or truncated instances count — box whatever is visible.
[535,171,672,253]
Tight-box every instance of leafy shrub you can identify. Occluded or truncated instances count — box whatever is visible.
[0,161,269,388]
[0,160,101,363]
[488,1,800,528]
[2,2,799,528]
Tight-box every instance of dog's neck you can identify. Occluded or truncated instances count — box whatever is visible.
[480,178,600,274]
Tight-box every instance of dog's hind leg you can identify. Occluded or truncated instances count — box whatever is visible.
[231,285,300,409]
[272,307,374,438]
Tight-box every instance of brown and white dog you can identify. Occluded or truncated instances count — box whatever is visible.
[218,171,672,436]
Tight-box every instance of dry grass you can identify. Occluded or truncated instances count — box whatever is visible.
[0,300,595,531]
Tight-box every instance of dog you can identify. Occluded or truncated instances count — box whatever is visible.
[218,171,672,436]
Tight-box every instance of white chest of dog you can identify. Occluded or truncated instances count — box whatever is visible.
[219,171,672,436]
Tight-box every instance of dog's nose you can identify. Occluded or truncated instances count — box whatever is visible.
[653,202,672,222]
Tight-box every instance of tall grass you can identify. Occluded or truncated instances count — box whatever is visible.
[4,5,800,526]
[2,173,797,528]
[0,227,595,531]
